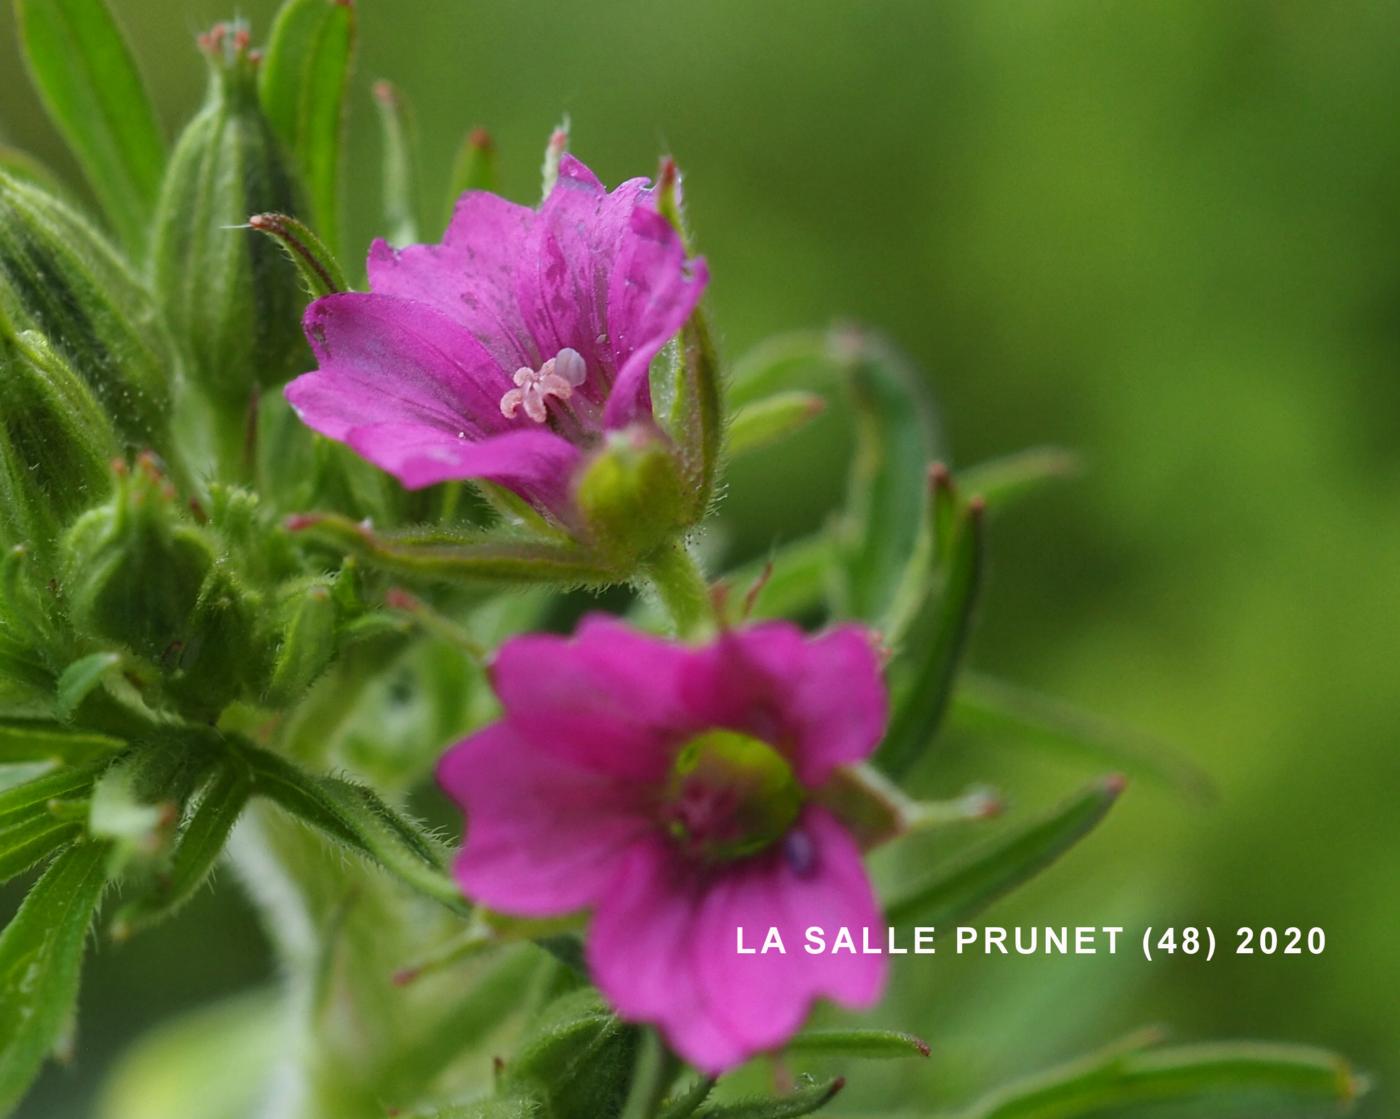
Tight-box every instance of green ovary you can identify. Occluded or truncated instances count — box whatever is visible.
[664,729,803,863]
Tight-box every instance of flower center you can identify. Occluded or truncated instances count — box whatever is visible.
[500,347,587,423]
[663,730,803,864]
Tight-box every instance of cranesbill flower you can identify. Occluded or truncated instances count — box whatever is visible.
[284,156,708,522]
[437,616,889,1073]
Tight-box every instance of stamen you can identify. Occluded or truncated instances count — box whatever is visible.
[500,347,587,423]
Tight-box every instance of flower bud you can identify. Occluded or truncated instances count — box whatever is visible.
[0,326,120,556]
[574,425,690,563]
[60,455,260,711]
[0,172,177,455]
[151,22,305,408]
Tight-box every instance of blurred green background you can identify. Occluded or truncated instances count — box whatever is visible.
[3,0,1397,1115]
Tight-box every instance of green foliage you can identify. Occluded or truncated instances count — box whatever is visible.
[258,0,356,254]
[953,1037,1365,1118]
[885,776,1124,929]
[785,1028,931,1061]
[372,80,421,246]
[0,841,108,1114]
[12,0,165,257]
[502,990,642,1119]
[695,1077,844,1118]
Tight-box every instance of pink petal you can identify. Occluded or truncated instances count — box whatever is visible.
[586,837,752,1074]
[603,209,709,430]
[691,806,886,1056]
[438,724,652,917]
[488,615,700,782]
[367,193,542,374]
[291,292,513,442]
[346,423,580,509]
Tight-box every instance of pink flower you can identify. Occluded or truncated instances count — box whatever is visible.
[437,616,890,1073]
[284,156,708,521]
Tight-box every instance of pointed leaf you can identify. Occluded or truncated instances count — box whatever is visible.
[786,1028,931,1061]
[0,841,109,1114]
[727,391,826,458]
[241,741,465,912]
[0,721,122,765]
[446,127,500,219]
[875,497,984,777]
[661,1077,717,1119]
[885,776,1124,928]
[958,446,1080,513]
[372,80,420,246]
[958,1040,1366,1118]
[0,812,80,884]
[111,754,251,935]
[953,673,1212,802]
[258,0,356,254]
[832,329,940,623]
[0,760,104,824]
[696,1077,844,1119]
[14,0,165,255]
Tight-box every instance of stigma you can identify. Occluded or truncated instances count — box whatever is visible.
[500,347,587,423]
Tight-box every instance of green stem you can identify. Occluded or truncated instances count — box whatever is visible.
[620,1029,680,1119]
[644,543,711,638]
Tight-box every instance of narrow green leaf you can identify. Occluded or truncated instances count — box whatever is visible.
[957,1040,1366,1118]
[258,0,356,254]
[372,80,420,245]
[875,498,984,777]
[111,755,251,936]
[410,1101,543,1119]
[55,651,122,719]
[0,841,109,1114]
[620,1030,678,1119]
[832,328,941,623]
[0,760,104,824]
[727,329,828,408]
[286,512,620,586]
[241,742,465,912]
[727,391,826,458]
[725,536,833,623]
[0,812,80,883]
[0,721,122,765]
[696,1077,844,1119]
[248,212,347,298]
[959,446,1080,513]
[14,0,165,255]
[953,673,1213,802]
[786,1028,931,1061]
[884,776,1124,928]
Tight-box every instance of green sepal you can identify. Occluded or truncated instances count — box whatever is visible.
[265,578,339,703]
[14,0,166,257]
[247,212,347,298]
[258,0,356,255]
[0,840,109,1115]
[150,24,306,418]
[576,426,693,564]
[695,1076,844,1119]
[955,1036,1366,1118]
[0,172,179,455]
[241,741,466,912]
[883,775,1124,929]
[286,512,621,587]
[503,989,642,1119]
[0,326,120,557]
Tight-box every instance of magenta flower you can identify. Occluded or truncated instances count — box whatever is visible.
[284,156,708,521]
[437,616,890,1073]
